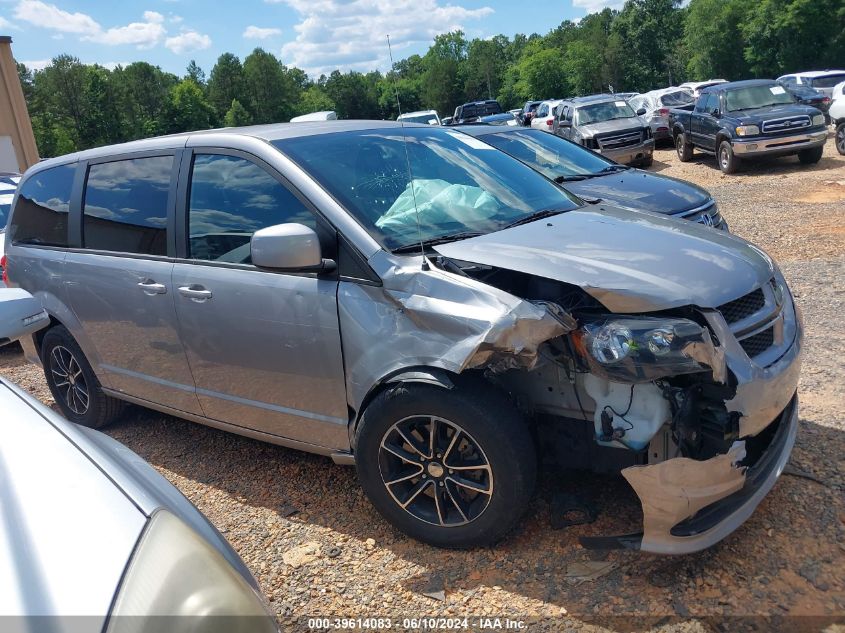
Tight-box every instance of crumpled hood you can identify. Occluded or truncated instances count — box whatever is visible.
[434,205,774,313]
[565,170,711,216]
[579,118,644,136]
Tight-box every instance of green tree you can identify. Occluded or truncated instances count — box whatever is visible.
[297,85,335,117]
[324,70,381,119]
[686,0,750,80]
[208,53,245,121]
[464,38,507,100]
[185,60,206,86]
[242,48,300,123]
[167,79,216,132]
[223,98,253,126]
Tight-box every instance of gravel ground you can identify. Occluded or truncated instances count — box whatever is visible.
[1,132,843,632]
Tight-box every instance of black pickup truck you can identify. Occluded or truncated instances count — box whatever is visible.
[669,79,828,173]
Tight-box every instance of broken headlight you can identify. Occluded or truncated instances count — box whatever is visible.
[573,316,714,382]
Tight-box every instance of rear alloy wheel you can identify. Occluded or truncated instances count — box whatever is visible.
[836,123,845,156]
[356,381,536,548]
[676,132,693,162]
[42,325,124,428]
[718,140,740,174]
[798,145,824,165]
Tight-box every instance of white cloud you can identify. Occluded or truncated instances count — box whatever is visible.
[276,0,493,75]
[84,12,166,49]
[14,0,100,35]
[20,59,51,71]
[165,30,212,54]
[169,14,184,24]
[243,25,282,40]
[0,16,19,30]
[571,0,624,12]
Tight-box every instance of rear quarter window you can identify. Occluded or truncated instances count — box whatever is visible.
[8,164,75,247]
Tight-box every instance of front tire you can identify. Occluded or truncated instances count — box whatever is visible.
[798,145,823,164]
[355,380,537,548]
[675,132,693,162]
[41,325,124,428]
[836,123,845,156]
[718,140,740,174]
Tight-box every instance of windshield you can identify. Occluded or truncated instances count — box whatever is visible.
[725,84,794,111]
[808,74,845,89]
[480,129,612,180]
[574,101,636,125]
[658,91,695,107]
[399,114,439,125]
[274,127,581,251]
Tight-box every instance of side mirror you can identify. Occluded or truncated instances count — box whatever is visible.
[710,108,721,117]
[250,223,333,272]
[0,289,50,347]
[636,107,647,116]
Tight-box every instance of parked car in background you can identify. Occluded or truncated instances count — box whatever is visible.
[6,121,801,553]
[452,100,503,124]
[670,79,827,174]
[519,100,543,126]
[398,110,442,125]
[0,172,21,288]
[290,110,337,122]
[477,112,519,126]
[680,80,728,98]
[554,94,654,167]
[778,81,832,124]
[0,290,278,631]
[530,99,563,130]
[830,80,845,155]
[441,116,453,125]
[629,88,695,142]
[777,70,845,100]
[613,92,639,101]
[458,125,726,229]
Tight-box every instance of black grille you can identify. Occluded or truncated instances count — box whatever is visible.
[596,128,643,150]
[739,327,774,358]
[718,288,765,324]
[761,115,811,135]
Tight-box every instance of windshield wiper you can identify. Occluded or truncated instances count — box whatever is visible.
[500,208,569,230]
[594,164,631,174]
[554,174,589,182]
[393,231,484,253]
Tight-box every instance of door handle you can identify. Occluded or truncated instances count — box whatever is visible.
[178,285,213,302]
[138,280,167,295]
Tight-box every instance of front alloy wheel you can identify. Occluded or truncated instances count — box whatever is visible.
[836,123,845,156]
[379,415,493,527]
[49,345,90,415]
[356,381,536,548]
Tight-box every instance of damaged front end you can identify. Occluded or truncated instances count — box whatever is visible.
[379,251,801,555]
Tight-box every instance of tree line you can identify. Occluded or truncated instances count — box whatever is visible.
[16,0,844,158]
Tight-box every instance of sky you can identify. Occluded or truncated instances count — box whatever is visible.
[0,0,621,78]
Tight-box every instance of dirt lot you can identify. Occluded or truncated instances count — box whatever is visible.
[2,132,844,632]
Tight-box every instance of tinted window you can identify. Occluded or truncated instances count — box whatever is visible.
[188,154,315,263]
[659,91,695,107]
[83,157,172,255]
[809,74,845,89]
[9,165,74,247]
[274,127,580,251]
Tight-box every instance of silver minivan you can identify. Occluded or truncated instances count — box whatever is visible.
[5,121,801,554]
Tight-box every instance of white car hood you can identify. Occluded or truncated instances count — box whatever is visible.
[0,380,146,620]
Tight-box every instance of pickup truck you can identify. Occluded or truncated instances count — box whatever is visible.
[669,79,828,174]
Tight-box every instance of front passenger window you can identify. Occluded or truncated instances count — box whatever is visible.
[187,154,316,263]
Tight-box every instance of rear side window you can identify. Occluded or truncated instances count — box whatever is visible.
[187,154,315,263]
[810,74,845,89]
[9,164,74,247]
[83,156,173,256]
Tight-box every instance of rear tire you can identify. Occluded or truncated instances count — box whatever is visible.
[836,123,845,156]
[718,140,740,174]
[355,380,536,548]
[41,325,124,428]
[797,145,823,164]
[675,132,693,162]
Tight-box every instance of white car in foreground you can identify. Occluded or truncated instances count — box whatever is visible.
[830,80,845,155]
[0,289,279,632]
